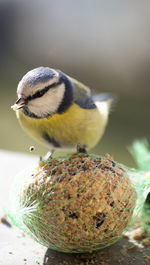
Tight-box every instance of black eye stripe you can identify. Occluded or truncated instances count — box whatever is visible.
[26,80,62,101]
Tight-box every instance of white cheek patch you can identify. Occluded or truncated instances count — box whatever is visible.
[28,83,65,117]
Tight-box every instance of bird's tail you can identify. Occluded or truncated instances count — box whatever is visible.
[92,93,117,112]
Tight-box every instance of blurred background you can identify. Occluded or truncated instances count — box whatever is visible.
[0,0,150,167]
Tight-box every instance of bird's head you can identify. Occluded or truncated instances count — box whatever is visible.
[11,67,74,118]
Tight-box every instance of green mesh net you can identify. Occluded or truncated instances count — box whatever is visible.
[7,152,138,253]
[128,139,150,234]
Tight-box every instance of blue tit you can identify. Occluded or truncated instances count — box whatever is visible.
[11,67,115,151]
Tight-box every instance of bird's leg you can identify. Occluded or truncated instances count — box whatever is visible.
[39,149,55,162]
[45,149,55,160]
[49,149,55,159]
[39,156,43,162]
[76,143,87,153]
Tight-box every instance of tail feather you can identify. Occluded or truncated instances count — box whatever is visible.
[93,93,117,112]
[92,92,116,101]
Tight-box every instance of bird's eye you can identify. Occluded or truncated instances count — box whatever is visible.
[27,90,45,101]
[35,90,44,98]
[27,82,57,102]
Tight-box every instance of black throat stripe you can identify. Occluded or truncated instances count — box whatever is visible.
[26,80,63,101]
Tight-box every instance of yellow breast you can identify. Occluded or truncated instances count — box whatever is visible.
[17,103,107,149]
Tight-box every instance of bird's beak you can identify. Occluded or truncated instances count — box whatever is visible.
[11,98,26,111]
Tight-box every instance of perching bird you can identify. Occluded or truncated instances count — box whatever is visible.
[11,67,115,152]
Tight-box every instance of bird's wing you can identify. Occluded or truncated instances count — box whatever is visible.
[69,77,96,109]
[68,76,116,110]
[69,77,91,100]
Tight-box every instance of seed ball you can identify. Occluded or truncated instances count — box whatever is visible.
[13,153,137,253]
